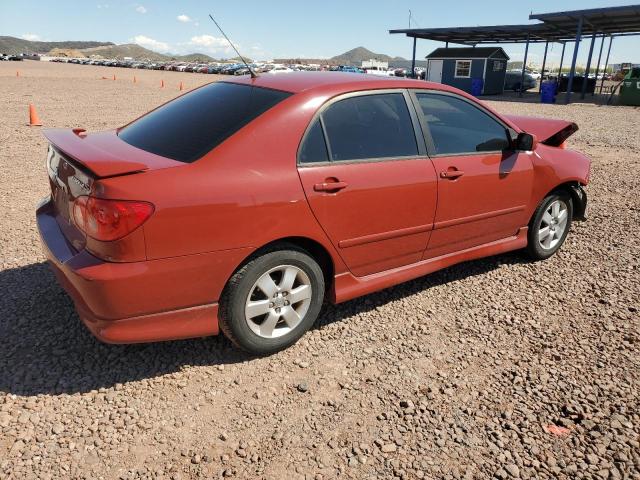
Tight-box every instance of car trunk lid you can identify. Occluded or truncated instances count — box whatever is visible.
[503,115,578,147]
[44,128,183,251]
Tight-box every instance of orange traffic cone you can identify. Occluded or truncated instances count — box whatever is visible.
[113,74,116,81]
[133,76,137,83]
[179,81,183,91]
[160,79,164,88]
[16,71,20,77]
[28,104,42,126]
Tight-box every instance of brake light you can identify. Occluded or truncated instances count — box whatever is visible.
[73,196,154,241]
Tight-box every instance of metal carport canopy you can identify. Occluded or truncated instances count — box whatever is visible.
[529,4,640,36]
[389,24,569,45]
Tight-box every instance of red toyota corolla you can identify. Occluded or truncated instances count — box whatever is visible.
[37,72,590,354]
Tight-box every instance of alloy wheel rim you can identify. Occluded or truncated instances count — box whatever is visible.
[244,265,312,339]
[538,199,568,250]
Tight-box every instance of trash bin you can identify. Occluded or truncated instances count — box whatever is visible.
[471,78,483,96]
[620,67,640,106]
[540,81,557,103]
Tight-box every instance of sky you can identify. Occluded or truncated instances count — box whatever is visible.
[1,0,638,66]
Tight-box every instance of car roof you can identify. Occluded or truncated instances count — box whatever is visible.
[224,71,457,95]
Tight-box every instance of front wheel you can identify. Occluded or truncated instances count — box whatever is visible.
[526,192,573,260]
[218,247,325,355]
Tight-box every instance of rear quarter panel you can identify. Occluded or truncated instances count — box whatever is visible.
[97,90,348,275]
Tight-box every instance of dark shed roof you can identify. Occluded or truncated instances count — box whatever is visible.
[426,47,509,59]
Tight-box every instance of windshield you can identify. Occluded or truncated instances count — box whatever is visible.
[118,82,291,163]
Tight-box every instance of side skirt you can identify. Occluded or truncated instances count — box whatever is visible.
[332,227,528,304]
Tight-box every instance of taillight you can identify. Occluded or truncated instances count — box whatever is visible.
[73,196,154,241]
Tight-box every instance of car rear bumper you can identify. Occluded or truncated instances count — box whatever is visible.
[36,199,220,344]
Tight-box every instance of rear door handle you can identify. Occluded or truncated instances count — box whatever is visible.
[440,170,464,179]
[314,181,348,192]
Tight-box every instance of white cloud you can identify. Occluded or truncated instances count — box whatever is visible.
[22,33,41,41]
[135,5,147,14]
[131,35,170,53]
[188,35,227,49]
[180,35,235,57]
[97,3,109,8]
[177,14,191,23]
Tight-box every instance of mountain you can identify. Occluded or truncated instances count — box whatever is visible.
[80,43,169,61]
[0,36,113,55]
[330,47,405,65]
[175,53,215,62]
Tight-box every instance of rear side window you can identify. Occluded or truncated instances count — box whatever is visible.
[299,119,329,163]
[119,82,291,163]
[415,93,509,155]
[321,93,418,161]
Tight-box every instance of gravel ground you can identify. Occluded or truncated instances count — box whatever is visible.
[1,61,639,480]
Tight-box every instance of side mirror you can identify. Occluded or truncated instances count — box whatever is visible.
[515,132,537,151]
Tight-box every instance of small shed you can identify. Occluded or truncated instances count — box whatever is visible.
[425,47,510,95]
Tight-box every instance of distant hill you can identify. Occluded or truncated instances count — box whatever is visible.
[330,47,405,65]
[0,36,113,55]
[80,43,169,61]
[175,53,215,62]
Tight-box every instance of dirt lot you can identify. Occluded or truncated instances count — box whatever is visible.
[1,61,639,480]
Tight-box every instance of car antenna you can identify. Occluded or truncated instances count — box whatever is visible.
[208,13,257,79]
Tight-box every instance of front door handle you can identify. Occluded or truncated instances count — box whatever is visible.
[314,181,348,192]
[440,170,464,179]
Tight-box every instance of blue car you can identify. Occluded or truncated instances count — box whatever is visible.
[339,65,364,74]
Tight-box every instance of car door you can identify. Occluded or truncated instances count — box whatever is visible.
[411,91,534,259]
[297,90,438,277]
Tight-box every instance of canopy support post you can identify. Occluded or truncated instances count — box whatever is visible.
[410,37,417,78]
[539,40,549,93]
[599,35,613,94]
[581,31,597,99]
[565,16,583,104]
[519,33,530,97]
[557,42,566,90]
[592,34,605,96]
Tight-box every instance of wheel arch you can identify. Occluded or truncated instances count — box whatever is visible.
[229,236,336,297]
[548,180,588,221]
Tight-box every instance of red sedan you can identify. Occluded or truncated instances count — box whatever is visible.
[37,72,590,354]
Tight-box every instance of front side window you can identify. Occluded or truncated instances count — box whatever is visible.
[320,93,418,161]
[119,82,291,163]
[416,93,510,156]
[455,60,472,78]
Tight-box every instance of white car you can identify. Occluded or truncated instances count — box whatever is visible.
[529,71,542,80]
[364,67,394,76]
[268,65,294,74]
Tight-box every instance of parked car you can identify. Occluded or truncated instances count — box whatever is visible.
[37,72,590,355]
[266,65,294,74]
[505,71,537,91]
[339,65,363,73]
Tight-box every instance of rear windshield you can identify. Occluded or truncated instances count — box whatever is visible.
[118,82,291,163]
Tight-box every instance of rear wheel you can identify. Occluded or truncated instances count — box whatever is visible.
[219,247,325,355]
[526,192,573,260]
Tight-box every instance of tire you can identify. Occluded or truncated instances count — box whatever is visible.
[526,192,573,260]
[513,83,521,92]
[218,246,325,355]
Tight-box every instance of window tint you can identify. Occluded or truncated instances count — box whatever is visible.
[119,82,291,163]
[416,93,510,155]
[299,119,329,163]
[321,93,418,161]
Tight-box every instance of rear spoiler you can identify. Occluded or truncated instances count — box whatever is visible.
[503,115,578,147]
[43,128,180,178]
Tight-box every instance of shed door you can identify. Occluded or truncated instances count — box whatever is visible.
[428,60,443,83]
